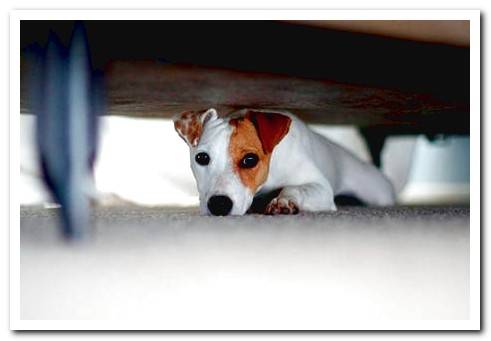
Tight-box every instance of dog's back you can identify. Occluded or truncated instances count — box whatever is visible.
[262,111,396,206]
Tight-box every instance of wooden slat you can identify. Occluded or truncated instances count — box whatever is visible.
[104,61,468,133]
[289,20,470,47]
[20,20,470,135]
[21,20,470,102]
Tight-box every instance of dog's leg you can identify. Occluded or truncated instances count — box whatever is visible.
[339,156,396,207]
[265,183,336,215]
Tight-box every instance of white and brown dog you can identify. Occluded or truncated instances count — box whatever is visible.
[174,108,395,216]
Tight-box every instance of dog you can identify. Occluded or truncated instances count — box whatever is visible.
[174,108,395,216]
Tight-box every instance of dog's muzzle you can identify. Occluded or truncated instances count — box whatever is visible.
[207,195,233,216]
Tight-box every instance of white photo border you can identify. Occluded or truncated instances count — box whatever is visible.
[10,9,481,331]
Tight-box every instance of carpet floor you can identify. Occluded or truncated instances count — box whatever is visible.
[19,205,470,328]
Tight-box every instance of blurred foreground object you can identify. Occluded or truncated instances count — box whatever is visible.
[26,22,103,239]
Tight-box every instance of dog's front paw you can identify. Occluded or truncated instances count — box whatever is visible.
[265,197,299,215]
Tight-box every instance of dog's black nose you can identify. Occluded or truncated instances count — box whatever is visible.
[207,195,233,216]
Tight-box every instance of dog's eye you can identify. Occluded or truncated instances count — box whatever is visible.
[195,152,210,166]
[240,153,259,169]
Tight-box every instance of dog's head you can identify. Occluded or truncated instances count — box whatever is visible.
[174,108,291,215]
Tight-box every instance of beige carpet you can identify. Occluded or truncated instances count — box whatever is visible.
[19,205,470,328]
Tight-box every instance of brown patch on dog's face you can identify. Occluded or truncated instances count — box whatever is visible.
[229,117,271,193]
[245,111,291,154]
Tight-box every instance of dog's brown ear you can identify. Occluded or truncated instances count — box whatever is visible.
[246,111,292,154]
[174,108,218,147]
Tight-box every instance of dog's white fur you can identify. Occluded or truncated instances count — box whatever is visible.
[175,108,395,215]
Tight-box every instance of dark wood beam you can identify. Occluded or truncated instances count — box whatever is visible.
[20,20,470,135]
[101,61,468,133]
